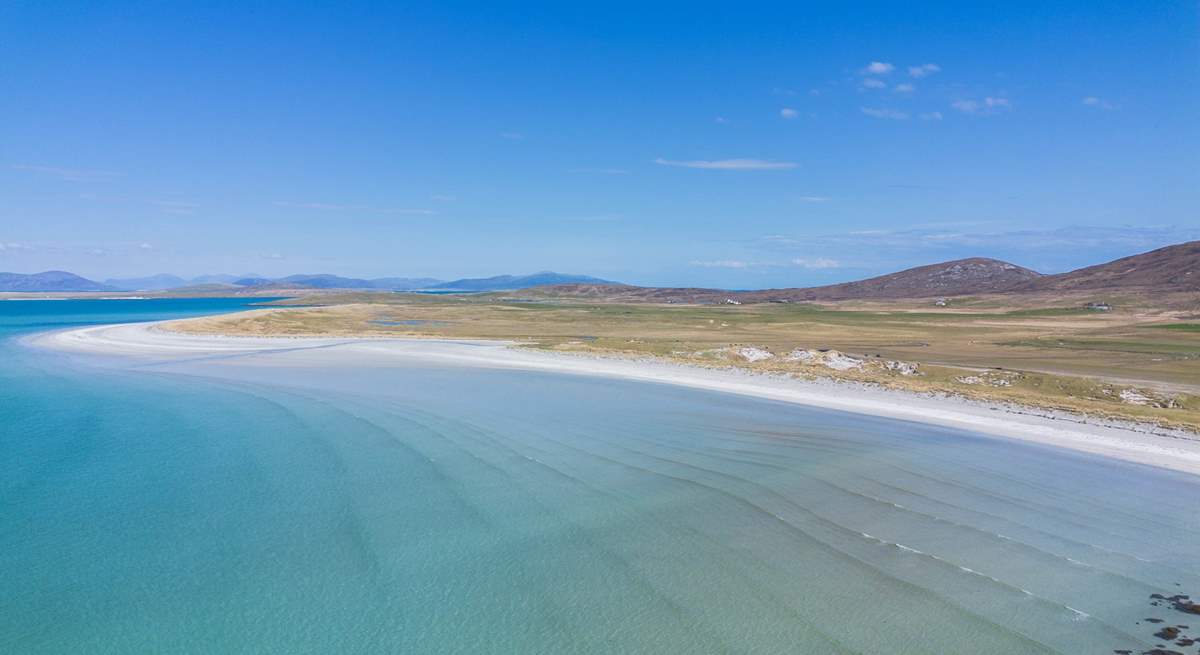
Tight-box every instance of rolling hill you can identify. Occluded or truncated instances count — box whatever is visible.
[527,241,1199,303]
[0,271,114,292]
[431,272,617,292]
[1025,240,1199,292]
[105,274,190,291]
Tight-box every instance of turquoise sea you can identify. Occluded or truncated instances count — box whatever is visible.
[2,299,1199,654]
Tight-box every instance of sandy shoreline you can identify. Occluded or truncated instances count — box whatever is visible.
[28,320,1200,476]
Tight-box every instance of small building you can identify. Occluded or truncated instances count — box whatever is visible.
[724,298,742,305]
[934,297,949,307]
[1085,302,1112,311]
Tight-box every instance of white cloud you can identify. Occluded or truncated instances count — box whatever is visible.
[0,242,34,251]
[780,108,799,119]
[862,61,895,75]
[860,78,887,89]
[798,195,829,202]
[861,107,909,120]
[568,167,628,175]
[692,259,751,268]
[500,131,524,140]
[655,158,797,170]
[792,257,841,269]
[757,225,1200,274]
[151,200,198,215]
[11,164,123,182]
[261,252,285,260]
[274,200,433,215]
[1082,96,1115,110]
[138,242,153,250]
[893,83,915,93]
[714,116,729,124]
[952,97,1011,115]
[907,63,941,78]
[919,111,943,121]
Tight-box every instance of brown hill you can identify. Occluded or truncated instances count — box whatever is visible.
[771,257,1041,301]
[530,258,1042,303]
[1026,240,1199,292]
[524,241,1199,304]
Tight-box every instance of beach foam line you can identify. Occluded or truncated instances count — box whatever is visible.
[27,320,1200,477]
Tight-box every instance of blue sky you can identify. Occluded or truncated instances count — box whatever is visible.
[2,1,1197,288]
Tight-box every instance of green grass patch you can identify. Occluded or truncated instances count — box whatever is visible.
[1000,337,1200,356]
[1002,307,1093,317]
[1143,323,1200,332]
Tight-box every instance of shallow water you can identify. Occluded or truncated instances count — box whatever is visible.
[3,300,1199,653]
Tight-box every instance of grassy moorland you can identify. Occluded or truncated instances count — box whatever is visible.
[171,291,1200,430]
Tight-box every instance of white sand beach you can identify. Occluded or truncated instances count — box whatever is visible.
[30,320,1200,476]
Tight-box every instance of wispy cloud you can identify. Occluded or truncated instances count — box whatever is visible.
[952,97,1011,115]
[691,256,842,271]
[862,61,895,75]
[861,107,909,120]
[500,131,525,140]
[692,259,752,269]
[138,242,154,250]
[792,257,841,269]
[756,225,1200,274]
[150,200,199,215]
[274,201,434,215]
[655,158,797,170]
[779,107,799,119]
[919,111,943,121]
[893,83,915,93]
[1082,96,1115,110]
[0,242,34,252]
[11,164,123,182]
[907,63,941,78]
[798,195,829,203]
[860,78,887,89]
[562,213,623,223]
[714,116,730,124]
[568,167,629,175]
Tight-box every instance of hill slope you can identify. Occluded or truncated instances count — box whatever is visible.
[529,258,1041,303]
[432,272,617,291]
[1027,240,1199,292]
[531,243,1200,304]
[105,274,189,291]
[779,257,1042,300]
[0,271,114,292]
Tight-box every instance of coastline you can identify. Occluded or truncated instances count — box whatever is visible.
[28,319,1200,477]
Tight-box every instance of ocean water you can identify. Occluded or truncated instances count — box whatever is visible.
[3,299,1199,654]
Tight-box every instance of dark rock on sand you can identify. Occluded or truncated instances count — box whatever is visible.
[1154,626,1180,640]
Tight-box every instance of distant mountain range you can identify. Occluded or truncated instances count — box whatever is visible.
[429,272,615,291]
[229,274,442,290]
[105,273,245,290]
[5,270,615,293]
[5,242,1196,297]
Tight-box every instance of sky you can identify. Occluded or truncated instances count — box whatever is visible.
[2,1,1197,288]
